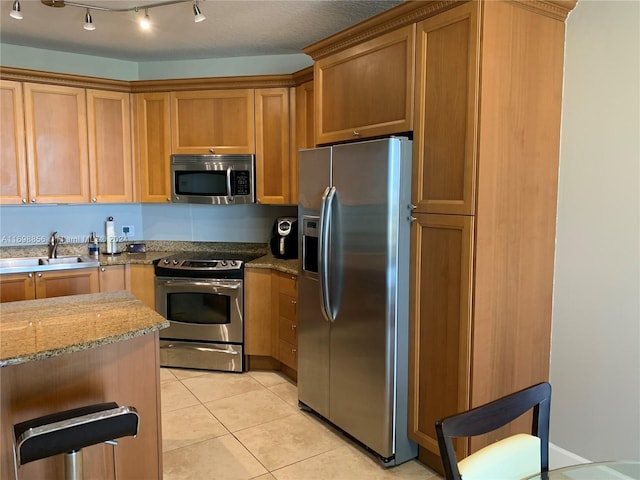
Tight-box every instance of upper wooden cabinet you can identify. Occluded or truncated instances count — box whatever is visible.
[290,79,315,205]
[0,80,28,205]
[87,89,133,203]
[133,92,172,203]
[412,4,479,215]
[255,88,290,204]
[170,89,255,155]
[23,83,90,204]
[312,24,415,145]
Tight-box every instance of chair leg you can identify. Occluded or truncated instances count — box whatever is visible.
[64,450,83,480]
[106,440,119,480]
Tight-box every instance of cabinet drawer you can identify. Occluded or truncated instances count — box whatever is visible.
[279,273,297,297]
[279,339,298,370]
[278,293,297,321]
[279,316,297,346]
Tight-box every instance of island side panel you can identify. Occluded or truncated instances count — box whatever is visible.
[0,332,162,480]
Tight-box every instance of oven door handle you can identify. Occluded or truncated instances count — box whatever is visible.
[157,280,240,290]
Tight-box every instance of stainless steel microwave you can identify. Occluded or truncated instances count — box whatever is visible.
[171,154,255,205]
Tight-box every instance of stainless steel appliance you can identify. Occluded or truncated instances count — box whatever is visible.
[171,154,255,205]
[297,137,417,465]
[155,252,260,372]
[270,217,298,259]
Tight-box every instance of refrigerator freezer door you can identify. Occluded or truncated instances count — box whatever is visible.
[328,138,401,458]
[297,147,332,419]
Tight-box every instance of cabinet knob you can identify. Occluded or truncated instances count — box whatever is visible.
[37,273,43,278]
[209,148,215,154]
[101,267,106,272]
[92,197,97,203]
[409,204,417,211]
[27,273,33,278]
[292,324,297,330]
[31,198,36,203]
[166,197,171,202]
[21,198,27,204]
[291,299,297,305]
[352,131,360,137]
[409,216,416,223]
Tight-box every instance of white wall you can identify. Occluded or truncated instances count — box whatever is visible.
[550,0,640,465]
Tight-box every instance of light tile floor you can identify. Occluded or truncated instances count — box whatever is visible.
[161,368,442,480]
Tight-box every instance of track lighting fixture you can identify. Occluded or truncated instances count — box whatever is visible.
[139,8,151,30]
[10,0,22,20]
[83,8,95,31]
[193,0,205,23]
[8,0,206,31]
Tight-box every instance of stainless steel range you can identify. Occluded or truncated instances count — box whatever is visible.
[154,252,260,372]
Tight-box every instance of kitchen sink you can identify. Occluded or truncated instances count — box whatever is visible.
[0,256,100,274]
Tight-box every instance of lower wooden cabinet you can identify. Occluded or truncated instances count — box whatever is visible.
[244,268,298,374]
[129,264,156,309]
[98,264,129,292]
[0,268,99,303]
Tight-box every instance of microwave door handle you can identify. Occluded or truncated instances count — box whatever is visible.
[226,167,233,202]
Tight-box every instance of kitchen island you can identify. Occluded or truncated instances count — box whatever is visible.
[0,291,168,480]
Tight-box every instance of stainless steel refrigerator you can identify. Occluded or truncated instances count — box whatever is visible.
[297,136,417,466]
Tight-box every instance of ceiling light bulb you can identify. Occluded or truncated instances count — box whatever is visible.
[84,9,95,31]
[10,0,22,20]
[193,1,205,23]
[140,8,151,30]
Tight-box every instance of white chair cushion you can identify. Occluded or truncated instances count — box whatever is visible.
[457,433,541,480]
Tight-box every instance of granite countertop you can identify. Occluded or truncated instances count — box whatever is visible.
[0,291,169,368]
[247,252,298,275]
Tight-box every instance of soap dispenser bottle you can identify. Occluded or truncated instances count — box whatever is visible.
[88,232,99,257]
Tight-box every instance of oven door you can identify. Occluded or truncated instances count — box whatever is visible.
[155,277,243,344]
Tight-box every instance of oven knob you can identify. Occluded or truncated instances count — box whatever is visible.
[163,259,170,265]
[172,260,179,265]
[230,261,237,267]
[220,261,228,267]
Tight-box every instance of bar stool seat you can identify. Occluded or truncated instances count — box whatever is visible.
[13,402,139,480]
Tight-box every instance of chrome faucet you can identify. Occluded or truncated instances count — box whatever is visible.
[48,231,65,258]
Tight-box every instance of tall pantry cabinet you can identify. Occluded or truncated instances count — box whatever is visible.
[408,0,575,471]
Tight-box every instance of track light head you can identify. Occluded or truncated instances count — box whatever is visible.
[10,0,23,20]
[83,8,95,30]
[139,7,151,30]
[193,0,205,23]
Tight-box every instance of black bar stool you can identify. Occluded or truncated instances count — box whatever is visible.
[13,402,139,480]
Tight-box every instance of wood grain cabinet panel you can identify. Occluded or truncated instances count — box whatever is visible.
[23,83,89,204]
[87,89,133,203]
[1,268,100,303]
[290,79,315,204]
[129,264,156,309]
[244,268,273,356]
[408,1,572,472]
[0,273,36,303]
[0,80,28,205]
[133,92,172,203]
[255,88,290,204]
[99,264,129,293]
[314,25,415,144]
[413,4,480,215]
[171,89,255,155]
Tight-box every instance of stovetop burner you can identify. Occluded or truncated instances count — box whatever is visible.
[154,251,264,279]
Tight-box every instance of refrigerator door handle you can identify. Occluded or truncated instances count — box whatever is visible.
[319,186,336,322]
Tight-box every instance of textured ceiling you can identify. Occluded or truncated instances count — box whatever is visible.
[0,0,403,61]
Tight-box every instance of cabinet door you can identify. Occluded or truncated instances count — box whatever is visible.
[129,264,156,309]
[413,2,480,215]
[99,265,129,292]
[0,81,28,205]
[35,268,99,299]
[0,273,36,302]
[23,83,89,204]
[255,88,290,204]
[244,268,273,356]
[315,25,415,144]
[133,93,172,203]
[290,80,315,204]
[408,213,473,462]
[171,89,255,154]
[87,89,133,203]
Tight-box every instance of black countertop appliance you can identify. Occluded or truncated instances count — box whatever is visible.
[270,217,298,259]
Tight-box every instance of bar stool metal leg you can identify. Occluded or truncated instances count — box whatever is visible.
[64,450,83,480]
